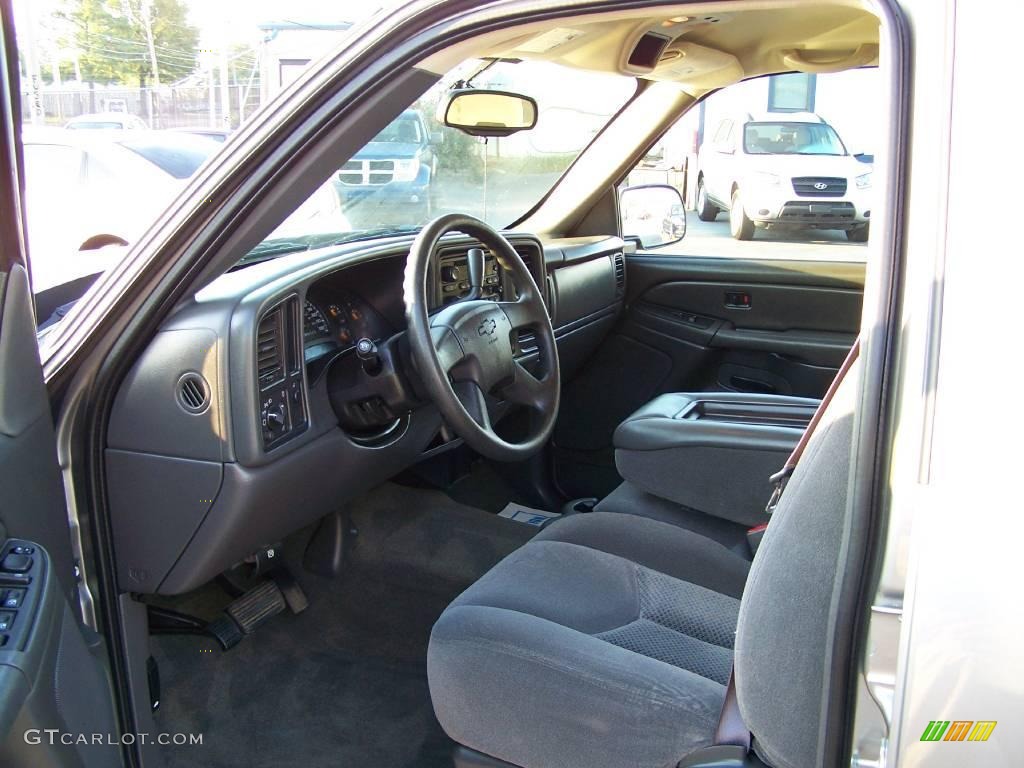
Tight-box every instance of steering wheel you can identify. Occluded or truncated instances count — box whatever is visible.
[404,214,560,462]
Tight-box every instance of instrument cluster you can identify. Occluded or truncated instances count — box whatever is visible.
[302,289,391,364]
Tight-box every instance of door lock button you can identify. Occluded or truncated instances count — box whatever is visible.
[0,612,14,632]
[2,590,24,609]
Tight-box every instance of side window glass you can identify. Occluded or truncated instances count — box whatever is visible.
[623,70,879,260]
[717,119,734,150]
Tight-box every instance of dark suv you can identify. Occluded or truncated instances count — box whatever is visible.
[334,109,440,223]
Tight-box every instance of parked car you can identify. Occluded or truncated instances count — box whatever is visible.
[64,111,149,130]
[662,202,687,238]
[23,128,348,291]
[334,108,441,223]
[696,112,871,241]
[170,127,232,143]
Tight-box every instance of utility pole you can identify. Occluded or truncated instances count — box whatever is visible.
[219,46,230,129]
[141,0,160,127]
[16,0,44,124]
[207,57,217,128]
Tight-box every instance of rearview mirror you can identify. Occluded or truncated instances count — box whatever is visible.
[438,89,538,137]
[620,184,687,249]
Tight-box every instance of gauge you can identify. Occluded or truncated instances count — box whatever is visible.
[303,301,331,342]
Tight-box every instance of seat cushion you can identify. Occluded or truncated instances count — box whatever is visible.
[428,512,751,768]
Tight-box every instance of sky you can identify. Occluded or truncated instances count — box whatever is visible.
[183,0,388,46]
[14,0,391,50]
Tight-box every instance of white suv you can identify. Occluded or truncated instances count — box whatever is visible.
[695,112,872,241]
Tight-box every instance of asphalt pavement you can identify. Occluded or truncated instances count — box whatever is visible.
[645,212,869,262]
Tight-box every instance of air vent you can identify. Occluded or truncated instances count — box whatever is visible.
[613,252,626,297]
[257,308,284,388]
[176,372,210,413]
[517,329,539,357]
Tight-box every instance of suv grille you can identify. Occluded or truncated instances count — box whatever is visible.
[792,177,847,198]
[338,159,395,186]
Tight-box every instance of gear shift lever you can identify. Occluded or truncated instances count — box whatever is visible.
[466,247,485,300]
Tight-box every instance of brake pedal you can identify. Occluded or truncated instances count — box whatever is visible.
[207,579,286,650]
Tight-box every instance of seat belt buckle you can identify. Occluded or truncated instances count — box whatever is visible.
[765,466,793,515]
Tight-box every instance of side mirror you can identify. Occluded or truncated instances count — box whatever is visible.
[430,131,445,145]
[620,184,687,249]
[437,89,538,137]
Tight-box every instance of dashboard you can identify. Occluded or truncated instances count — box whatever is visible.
[105,230,625,596]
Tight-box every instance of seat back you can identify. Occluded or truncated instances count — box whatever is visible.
[733,359,860,768]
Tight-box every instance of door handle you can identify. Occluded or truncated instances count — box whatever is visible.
[724,291,752,309]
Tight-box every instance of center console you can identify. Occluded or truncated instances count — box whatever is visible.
[613,392,819,526]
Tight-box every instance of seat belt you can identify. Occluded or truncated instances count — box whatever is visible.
[764,338,861,516]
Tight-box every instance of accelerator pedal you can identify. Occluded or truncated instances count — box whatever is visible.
[207,579,287,650]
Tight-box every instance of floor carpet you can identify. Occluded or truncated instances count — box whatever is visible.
[151,482,534,768]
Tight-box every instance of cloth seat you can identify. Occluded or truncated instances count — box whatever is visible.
[428,356,860,768]
[427,511,751,768]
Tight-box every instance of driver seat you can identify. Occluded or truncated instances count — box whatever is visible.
[427,359,860,768]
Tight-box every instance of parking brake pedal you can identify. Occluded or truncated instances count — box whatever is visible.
[207,580,287,650]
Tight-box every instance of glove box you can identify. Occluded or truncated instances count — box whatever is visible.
[612,392,819,526]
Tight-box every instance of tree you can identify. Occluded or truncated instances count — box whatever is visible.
[59,0,198,87]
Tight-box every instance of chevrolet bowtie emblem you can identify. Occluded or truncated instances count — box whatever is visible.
[478,317,497,336]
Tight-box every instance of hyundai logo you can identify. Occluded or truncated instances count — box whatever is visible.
[813,182,829,190]
[477,317,497,336]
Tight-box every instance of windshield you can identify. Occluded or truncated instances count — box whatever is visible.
[744,121,847,155]
[244,59,636,261]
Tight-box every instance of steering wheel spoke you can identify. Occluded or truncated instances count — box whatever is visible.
[502,359,556,412]
[452,380,493,432]
[497,298,535,331]
[431,326,466,373]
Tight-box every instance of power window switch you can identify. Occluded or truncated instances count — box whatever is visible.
[2,590,25,609]
[0,612,14,632]
[0,553,32,573]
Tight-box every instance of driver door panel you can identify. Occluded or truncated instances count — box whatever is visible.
[0,3,122,761]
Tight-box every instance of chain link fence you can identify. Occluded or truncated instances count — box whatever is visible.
[22,82,261,130]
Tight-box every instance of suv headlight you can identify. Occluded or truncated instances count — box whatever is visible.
[393,158,421,182]
[855,171,872,190]
[750,171,781,186]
